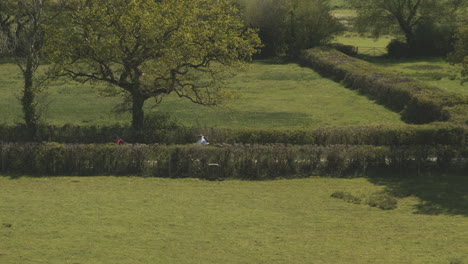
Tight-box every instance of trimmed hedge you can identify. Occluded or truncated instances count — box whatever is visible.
[1,143,466,178]
[299,47,468,125]
[0,123,467,146]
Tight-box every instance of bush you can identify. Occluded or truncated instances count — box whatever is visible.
[331,191,362,204]
[366,192,398,210]
[241,0,344,57]
[387,39,410,58]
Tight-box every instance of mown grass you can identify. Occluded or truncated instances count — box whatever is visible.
[0,60,404,129]
[0,176,467,264]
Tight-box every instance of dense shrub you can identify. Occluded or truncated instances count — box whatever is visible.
[331,191,362,204]
[366,192,398,210]
[387,25,454,58]
[239,0,344,57]
[0,143,466,178]
[299,47,468,125]
[387,39,410,58]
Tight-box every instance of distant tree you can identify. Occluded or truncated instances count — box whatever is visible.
[449,26,468,84]
[45,0,260,130]
[0,0,51,139]
[237,0,343,57]
[349,0,466,54]
[288,0,344,57]
[240,0,290,57]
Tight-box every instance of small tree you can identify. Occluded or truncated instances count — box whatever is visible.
[0,0,50,139]
[45,0,260,130]
[241,0,290,57]
[287,0,344,57]
[236,0,343,57]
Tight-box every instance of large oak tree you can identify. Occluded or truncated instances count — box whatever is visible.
[45,0,260,129]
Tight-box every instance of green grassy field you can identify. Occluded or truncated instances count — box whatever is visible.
[0,60,404,129]
[1,176,467,264]
[362,57,468,96]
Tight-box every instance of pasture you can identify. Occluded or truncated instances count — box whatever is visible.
[1,1,467,264]
[1,176,467,264]
[0,60,404,129]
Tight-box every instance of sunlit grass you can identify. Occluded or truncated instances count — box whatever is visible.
[0,176,467,264]
[362,57,468,96]
[0,60,404,129]
[333,33,393,50]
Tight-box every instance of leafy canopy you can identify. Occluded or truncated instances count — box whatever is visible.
[45,0,261,128]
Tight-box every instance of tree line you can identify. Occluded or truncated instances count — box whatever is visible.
[0,0,467,139]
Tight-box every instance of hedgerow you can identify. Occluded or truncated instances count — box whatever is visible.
[0,123,466,146]
[1,143,466,178]
[299,47,468,125]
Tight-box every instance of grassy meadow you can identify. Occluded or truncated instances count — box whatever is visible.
[1,1,467,264]
[0,60,405,129]
[1,176,467,264]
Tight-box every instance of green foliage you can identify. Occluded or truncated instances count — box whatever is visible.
[1,123,467,146]
[366,192,398,210]
[287,0,345,57]
[44,0,261,129]
[449,26,468,84]
[1,143,467,177]
[331,190,399,210]
[386,39,410,58]
[330,191,362,204]
[348,0,465,56]
[300,47,468,125]
[238,0,344,57]
[0,60,407,129]
[0,0,54,139]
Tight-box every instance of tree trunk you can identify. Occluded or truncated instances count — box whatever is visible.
[21,58,37,140]
[403,27,416,50]
[131,92,146,130]
[396,17,416,50]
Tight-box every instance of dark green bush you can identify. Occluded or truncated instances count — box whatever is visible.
[387,39,410,58]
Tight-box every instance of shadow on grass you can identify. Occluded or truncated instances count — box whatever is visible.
[368,174,468,216]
